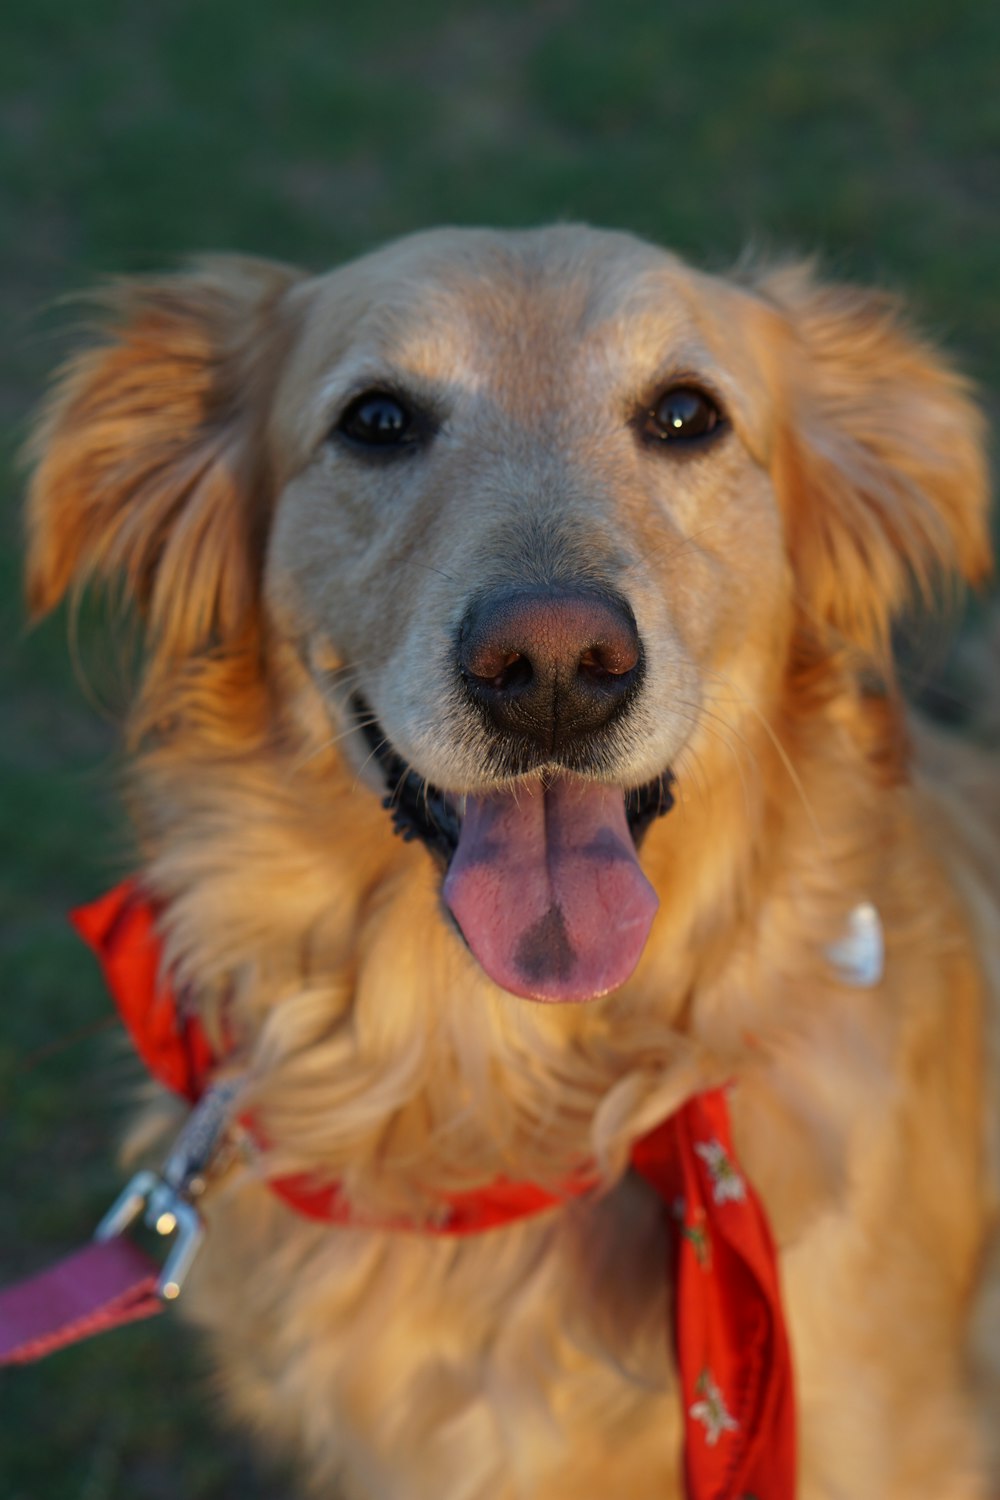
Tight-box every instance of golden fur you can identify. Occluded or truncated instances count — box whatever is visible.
[25,226,1000,1497]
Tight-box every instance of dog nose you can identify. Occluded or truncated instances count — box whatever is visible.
[458,586,643,751]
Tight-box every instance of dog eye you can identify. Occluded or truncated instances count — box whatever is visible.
[641,386,724,446]
[336,390,423,451]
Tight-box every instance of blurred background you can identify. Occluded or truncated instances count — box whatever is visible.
[2,1,998,1495]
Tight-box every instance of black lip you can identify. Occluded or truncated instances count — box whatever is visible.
[352,695,674,865]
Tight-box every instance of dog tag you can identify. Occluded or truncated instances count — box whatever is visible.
[825,902,884,988]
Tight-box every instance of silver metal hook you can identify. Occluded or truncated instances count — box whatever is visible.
[94,1077,242,1301]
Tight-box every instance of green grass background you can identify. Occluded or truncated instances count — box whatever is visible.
[1,2,998,1495]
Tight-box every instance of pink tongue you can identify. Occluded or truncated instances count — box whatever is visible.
[442,778,658,1002]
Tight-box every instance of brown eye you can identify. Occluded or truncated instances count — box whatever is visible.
[642,386,724,446]
[336,390,427,452]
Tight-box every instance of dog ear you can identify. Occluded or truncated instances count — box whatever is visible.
[754,262,992,656]
[25,257,301,665]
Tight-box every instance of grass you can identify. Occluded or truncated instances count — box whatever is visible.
[1,1,998,1494]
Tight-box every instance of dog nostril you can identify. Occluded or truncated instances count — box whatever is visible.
[578,628,641,678]
[464,644,535,692]
[578,643,638,679]
[485,652,532,691]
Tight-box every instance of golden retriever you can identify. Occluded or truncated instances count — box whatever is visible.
[24,227,1000,1498]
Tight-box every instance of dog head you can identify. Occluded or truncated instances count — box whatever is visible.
[26,227,991,1004]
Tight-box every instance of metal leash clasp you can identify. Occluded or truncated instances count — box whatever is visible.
[94,1077,242,1301]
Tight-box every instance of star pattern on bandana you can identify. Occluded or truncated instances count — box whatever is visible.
[693,1138,746,1204]
[689,1368,740,1447]
[673,1197,712,1268]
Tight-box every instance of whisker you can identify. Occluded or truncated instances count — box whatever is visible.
[351,733,396,792]
[407,560,463,588]
[309,663,361,703]
[620,520,725,578]
[669,696,754,826]
[319,664,360,688]
[704,667,828,856]
[289,713,380,774]
[387,758,422,813]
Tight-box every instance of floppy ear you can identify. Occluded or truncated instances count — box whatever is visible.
[755,262,992,656]
[25,257,301,664]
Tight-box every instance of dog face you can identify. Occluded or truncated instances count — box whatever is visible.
[265,228,788,787]
[263,229,797,1000]
[25,227,990,1004]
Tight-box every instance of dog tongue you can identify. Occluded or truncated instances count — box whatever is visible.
[442,778,658,1002]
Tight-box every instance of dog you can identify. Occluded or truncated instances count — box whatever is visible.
[24,226,1000,1498]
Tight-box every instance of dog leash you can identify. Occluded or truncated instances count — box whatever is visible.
[0,1078,238,1363]
[1,880,796,1499]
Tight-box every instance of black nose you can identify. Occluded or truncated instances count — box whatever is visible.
[457,586,643,753]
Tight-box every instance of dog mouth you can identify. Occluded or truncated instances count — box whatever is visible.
[353,696,674,1003]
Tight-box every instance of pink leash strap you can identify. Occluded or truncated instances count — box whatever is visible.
[0,1238,162,1366]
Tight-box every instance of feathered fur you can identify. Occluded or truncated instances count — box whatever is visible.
[25,227,1000,1498]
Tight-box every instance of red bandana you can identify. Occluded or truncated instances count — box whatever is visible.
[73,880,796,1500]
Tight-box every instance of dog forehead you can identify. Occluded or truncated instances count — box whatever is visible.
[291,228,723,379]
